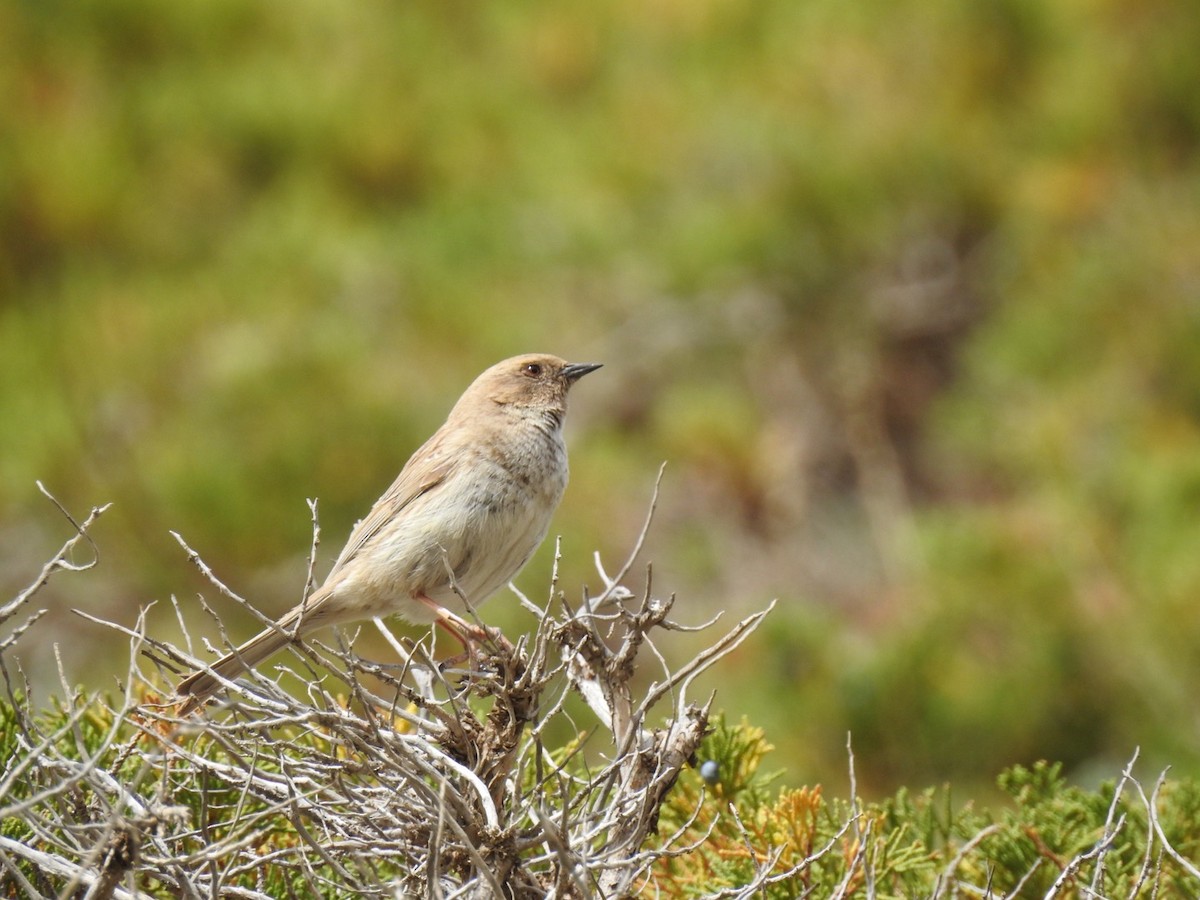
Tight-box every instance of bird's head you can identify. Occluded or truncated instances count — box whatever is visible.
[456,354,602,426]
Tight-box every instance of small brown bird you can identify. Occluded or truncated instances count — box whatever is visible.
[176,353,600,714]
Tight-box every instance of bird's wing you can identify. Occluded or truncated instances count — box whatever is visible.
[325,432,458,579]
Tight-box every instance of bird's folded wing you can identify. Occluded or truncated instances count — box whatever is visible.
[325,435,458,578]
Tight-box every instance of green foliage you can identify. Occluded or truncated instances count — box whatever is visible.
[5,692,1200,897]
[3,0,1200,798]
[651,718,1200,897]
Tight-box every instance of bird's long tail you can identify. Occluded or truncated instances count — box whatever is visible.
[175,613,305,715]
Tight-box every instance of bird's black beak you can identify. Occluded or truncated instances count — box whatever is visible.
[562,362,603,381]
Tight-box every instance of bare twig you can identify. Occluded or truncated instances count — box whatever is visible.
[0,478,766,897]
[2,483,111,625]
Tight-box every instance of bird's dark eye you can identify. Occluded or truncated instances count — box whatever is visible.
[524,363,542,377]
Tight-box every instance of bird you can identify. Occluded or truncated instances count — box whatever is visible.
[175,353,601,714]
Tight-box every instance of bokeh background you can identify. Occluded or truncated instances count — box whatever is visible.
[3,0,1200,798]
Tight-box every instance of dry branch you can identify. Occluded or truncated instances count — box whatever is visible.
[6,485,1200,899]
[0,480,775,898]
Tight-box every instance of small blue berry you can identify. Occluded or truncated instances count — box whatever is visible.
[699,760,720,784]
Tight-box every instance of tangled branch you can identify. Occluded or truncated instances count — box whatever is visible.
[5,485,1200,899]
[1,480,774,897]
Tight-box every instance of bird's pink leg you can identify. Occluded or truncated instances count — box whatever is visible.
[414,594,512,662]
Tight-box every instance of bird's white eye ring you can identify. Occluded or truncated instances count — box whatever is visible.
[524,363,542,377]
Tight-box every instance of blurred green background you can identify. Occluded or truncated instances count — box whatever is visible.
[3,0,1200,797]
